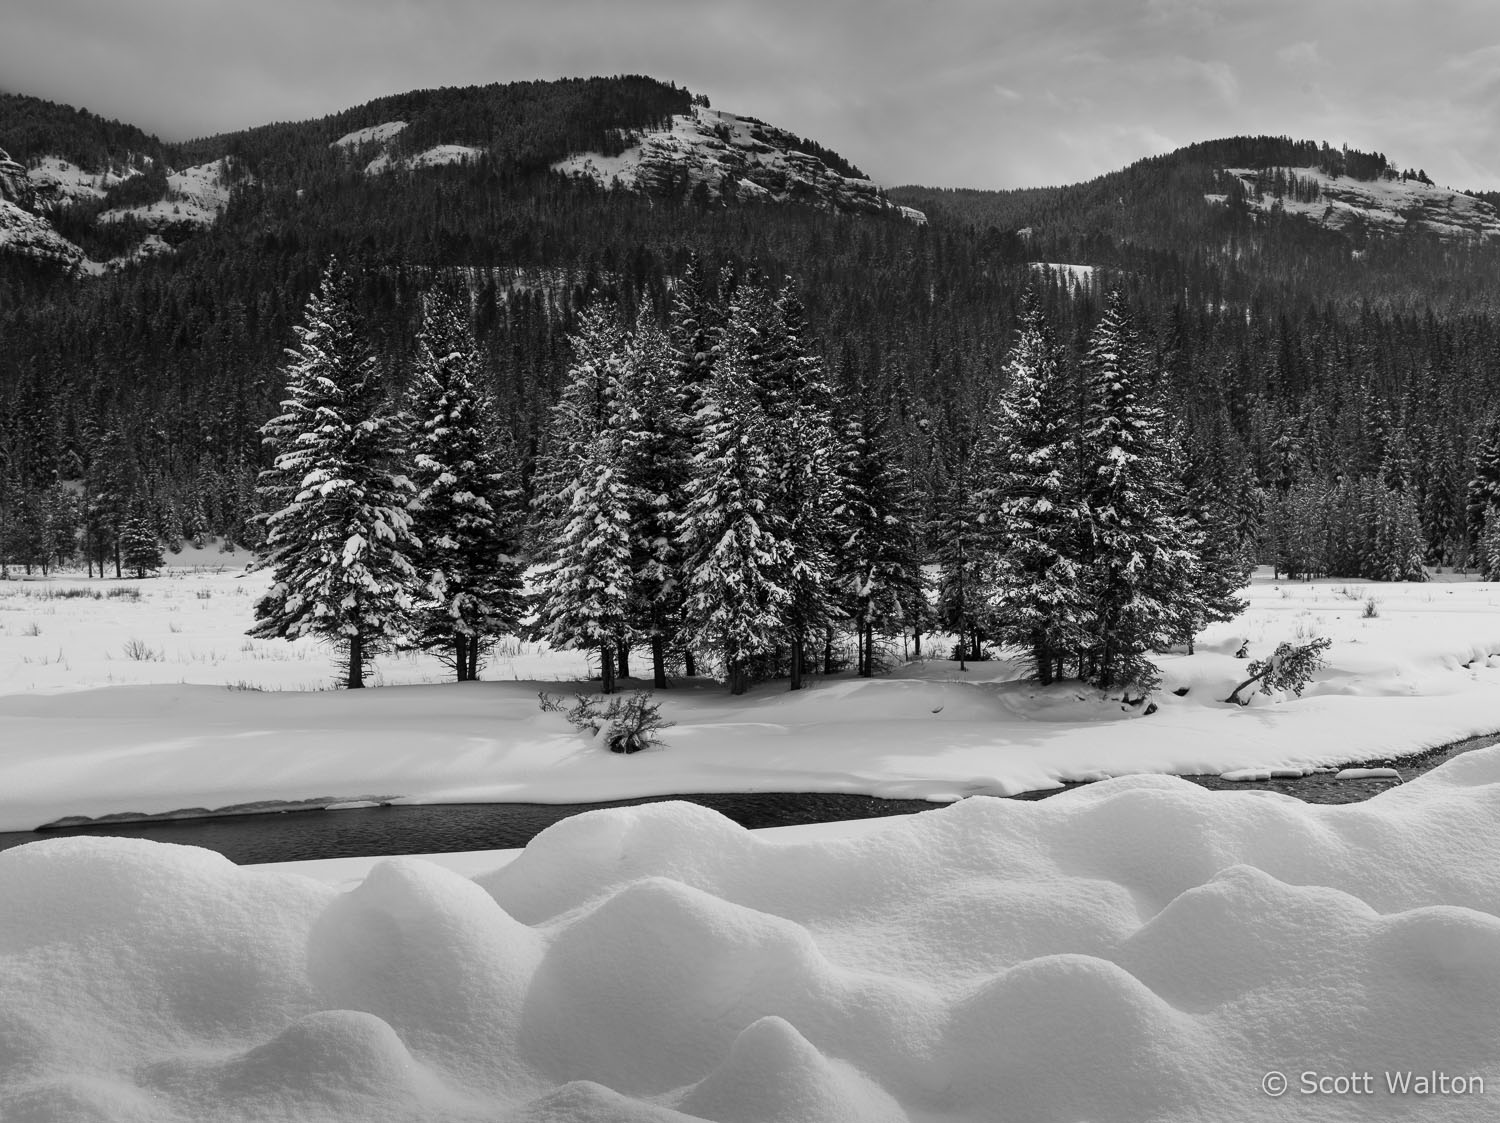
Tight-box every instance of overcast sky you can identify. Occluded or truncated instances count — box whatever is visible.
[5,0,1500,190]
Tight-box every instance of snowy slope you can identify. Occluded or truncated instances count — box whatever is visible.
[26,156,138,206]
[97,159,236,228]
[0,197,89,269]
[554,105,925,222]
[1207,166,1500,241]
[330,120,409,148]
[3,755,1500,1120]
[365,144,486,175]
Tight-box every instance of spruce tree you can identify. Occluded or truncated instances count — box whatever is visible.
[834,397,923,677]
[761,282,841,689]
[680,287,791,695]
[614,303,689,688]
[929,451,985,669]
[533,305,635,693]
[119,500,164,578]
[405,288,525,681]
[250,261,420,689]
[1077,292,1199,692]
[981,293,1091,683]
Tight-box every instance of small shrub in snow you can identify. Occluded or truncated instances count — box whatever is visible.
[196,588,212,600]
[539,689,674,753]
[22,622,41,637]
[1362,596,1379,619]
[122,637,160,662]
[1224,637,1332,706]
[107,587,141,601]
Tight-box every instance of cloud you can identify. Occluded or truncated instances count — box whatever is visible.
[1276,40,1323,68]
[1,0,1498,191]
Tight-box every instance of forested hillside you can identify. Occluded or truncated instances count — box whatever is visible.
[5,79,1500,611]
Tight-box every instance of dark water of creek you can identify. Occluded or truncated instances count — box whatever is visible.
[1,733,1494,866]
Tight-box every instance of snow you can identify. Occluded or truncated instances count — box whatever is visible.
[3,564,1500,831]
[363,144,486,176]
[0,196,88,269]
[1029,262,1096,284]
[26,156,137,205]
[330,121,409,149]
[97,159,235,228]
[5,755,1500,1120]
[1208,166,1500,240]
[552,105,923,222]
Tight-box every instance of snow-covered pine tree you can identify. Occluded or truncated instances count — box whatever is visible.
[1076,291,1199,692]
[119,501,164,578]
[679,284,792,695]
[1465,423,1500,557]
[834,393,924,677]
[404,287,525,681]
[1171,422,1253,653]
[664,257,723,678]
[1481,511,1500,581]
[980,292,1091,683]
[530,304,627,549]
[760,281,842,689]
[614,303,689,688]
[249,260,420,689]
[532,305,634,693]
[534,429,634,694]
[928,447,986,670]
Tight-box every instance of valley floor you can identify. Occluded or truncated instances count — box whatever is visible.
[3,554,1500,1120]
[1,552,1499,831]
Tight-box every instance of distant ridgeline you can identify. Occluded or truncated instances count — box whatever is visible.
[5,85,1500,600]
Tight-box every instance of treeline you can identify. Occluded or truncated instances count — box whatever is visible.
[8,86,1500,598]
[249,256,1259,695]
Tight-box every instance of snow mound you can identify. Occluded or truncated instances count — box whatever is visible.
[330,121,409,149]
[5,753,1500,1120]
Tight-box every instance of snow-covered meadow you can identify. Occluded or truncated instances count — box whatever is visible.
[2,552,1500,829]
[5,554,1500,1120]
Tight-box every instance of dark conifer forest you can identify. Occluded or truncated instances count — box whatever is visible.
[5,74,1500,611]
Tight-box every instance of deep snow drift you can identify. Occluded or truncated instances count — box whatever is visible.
[4,749,1499,1121]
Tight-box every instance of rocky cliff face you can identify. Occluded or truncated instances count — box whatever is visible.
[0,147,35,208]
[0,146,90,269]
[554,107,925,223]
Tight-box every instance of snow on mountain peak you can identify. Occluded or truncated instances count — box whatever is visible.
[553,104,925,222]
[1206,165,1500,241]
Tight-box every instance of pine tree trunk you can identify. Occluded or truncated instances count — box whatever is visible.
[468,639,481,682]
[958,625,968,672]
[1035,639,1053,685]
[600,643,617,695]
[683,649,697,677]
[346,633,365,689]
[455,635,468,682]
[789,636,803,691]
[729,658,748,696]
[823,626,835,675]
[113,538,122,579]
[913,627,922,658]
[616,640,630,681]
[651,635,667,689]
